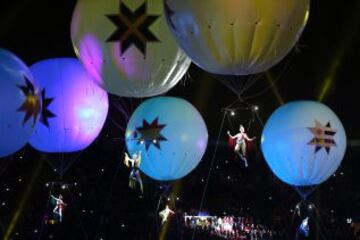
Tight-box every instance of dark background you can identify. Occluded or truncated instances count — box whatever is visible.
[0,0,360,239]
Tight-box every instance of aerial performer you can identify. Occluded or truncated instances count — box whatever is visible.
[159,205,175,225]
[124,151,143,194]
[297,217,310,239]
[227,125,256,167]
[51,194,67,222]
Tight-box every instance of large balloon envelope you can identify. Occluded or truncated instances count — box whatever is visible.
[71,0,191,98]
[125,97,208,181]
[261,101,346,187]
[164,0,310,75]
[0,49,41,158]
[29,58,109,153]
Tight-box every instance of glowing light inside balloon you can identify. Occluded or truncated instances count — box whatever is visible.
[29,58,109,153]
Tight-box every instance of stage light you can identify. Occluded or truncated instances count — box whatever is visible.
[253,105,259,111]
[230,110,236,116]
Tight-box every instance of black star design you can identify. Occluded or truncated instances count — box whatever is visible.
[17,76,41,126]
[135,117,167,150]
[39,89,56,127]
[164,0,177,30]
[106,1,160,56]
[308,120,337,154]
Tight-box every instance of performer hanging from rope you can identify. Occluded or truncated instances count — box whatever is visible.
[298,217,310,238]
[50,194,67,222]
[227,124,256,167]
[124,151,143,194]
[159,205,175,225]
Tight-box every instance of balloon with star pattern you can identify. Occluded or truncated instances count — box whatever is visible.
[70,0,191,98]
[0,49,41,158]
[125,97,208,181]
[261,101,347,187]
[164,0,310,75]
[29,58,109,153]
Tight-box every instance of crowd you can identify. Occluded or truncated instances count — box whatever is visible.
[184,215,280,240]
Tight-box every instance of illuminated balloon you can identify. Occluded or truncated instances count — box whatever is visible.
[71,0,191,98]
[0,49,41,158]
[125,97,208,181]
[164,0,310,75]
[29,58,109,153]
[261,101,346,187]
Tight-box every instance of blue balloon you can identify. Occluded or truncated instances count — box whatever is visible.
[0,49,41,158]
[125,97,208,181]
[29,58,109,153]
[261,101,347,187]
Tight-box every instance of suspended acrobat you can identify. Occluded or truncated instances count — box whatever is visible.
[124,151,143,194]
[159,205,175,225]
[227,124,256,167]
[50,194,67,222]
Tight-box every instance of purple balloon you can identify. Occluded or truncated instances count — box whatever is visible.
[29,58,109,153]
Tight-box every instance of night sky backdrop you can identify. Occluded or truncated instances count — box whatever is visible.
[0,0,360,239]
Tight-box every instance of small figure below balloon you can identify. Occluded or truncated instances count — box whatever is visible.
[51,194,67,222]
[124,151,143,194]
[227,125,256,167]
[159,205,175,225]
[298,217,310,238]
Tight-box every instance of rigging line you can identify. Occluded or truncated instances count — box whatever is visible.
[112,99,130,121]
[37,183,55,240]
[61,149,88,178]
[94,146,126,239]
[109,116,127,132]
[0,155,13,178]
[66,186,89,240]
[313,205,331,239]
[191,111,227,240]
[285,208,298,240]
[226,113,236,133]
[239,75,256,96]
[254,110,264,127]
[116,97,131,116]
[244,53,294,100]
[240,74,264,96]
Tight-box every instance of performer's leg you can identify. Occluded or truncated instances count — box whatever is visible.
[241,143,248,167]
[53,206,58,214]
[136,171,143,194]
[234,144,242,158]
[59,208,62,222]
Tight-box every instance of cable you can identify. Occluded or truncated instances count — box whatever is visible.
[94,146,125,239]
[66,186,89,240]
[191,112,226,240]
[37,182,55,240]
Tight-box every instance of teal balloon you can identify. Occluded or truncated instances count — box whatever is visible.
[0,49,41,158]
[261,101,347,187]
[125,97,208,181]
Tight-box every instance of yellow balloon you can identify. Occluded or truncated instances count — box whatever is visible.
[164,0,310,75]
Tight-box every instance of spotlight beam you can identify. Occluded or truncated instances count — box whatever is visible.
[3,160,44,240]
[266,72,285,105]
[318,2,360,101]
